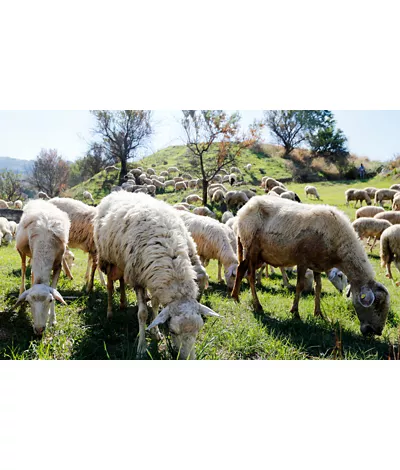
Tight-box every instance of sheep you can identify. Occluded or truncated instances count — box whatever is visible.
[364,187,378,198]
[222,211,234,224]
[230,166,242,175]
[212,189,226,203]
[168,167,179,174]
[0,199,9,208]
[0,217,13,246]
[265,178,286,192]
[222,175,230,183]
[229,173,237,186]
[173,204,190,211]
[280,191,301,202]
[144,184,156,196]
[14,200,23,210]
[225,191,249,210]
[303,268,348,294]
[151,179,165,190]
[211,175,223,183]
[13,200,70,334]
[261,176,269,189]
[345,189,371,207]
[83,191,95,204]
[392,193,400,211]
[131,168,143,178]
[242,189,257,200]
[188,179,198,189]
[231,196,390,337]
[244,163,252,171]
[374,188,399,207]
[192,207,217,218]
[164,180,176,189]
[104,165,119,173]
[352,217,392,251]
[8,221,18,239]
[62,249,75,279]
[185,194,202,204]
[374,211,400,225]
[173,176,184,183]
[390,184,400,191]
[175,181,187,191]
[160,171,169,177]
[208,183,228,198]
[94,191,219,359]
[380,225,400,285]
[355,206,385,219]
[37,191,50,200]
[304,185,320,200]
[49,197,104,293]
[181,172,193,180]
[178,211,238,290]
[147,168,156,176]
[270,186,287,196]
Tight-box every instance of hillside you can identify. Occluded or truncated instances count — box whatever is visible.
[0,156,33,174]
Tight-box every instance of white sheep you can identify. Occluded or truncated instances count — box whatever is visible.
[178,211,238,290]
[211,175,223,183]
[355,206,384,219]
[392,193,400,211]
[14,200,23,210]
[192,206,217,218]
[49,197,105,292]
[345,189,371,207]
[175,181,187,191]
[185,194,202,204]
[232,196,390,337]
[304,185,320,200]
[212,189,226,203]
[8,221,18,239]
[230,166,242,175]
[280,191,301,202]
[168,167,179,174]
[83,191,95,204]
[265,178,286,192]
[187,179,198,189]
[244,163,252,171]
[303,268,348,294]
[208,183,228,198]
[14,200,70,334]
[229,173,237,186]
[375,188,399,207]
[0,217,13,246]
[221,211,234,224]
[380,225,400,285]
[0,199,10,208]
[94,191,219,359]
[374,211,400,225]
[160,171,169,177]
[364,187,378,198]
[147,168,156,176]
[352,217,392,251]
[164,180,176,189]
[270,186,287,196]
[225,191,249,210]
[390,184,400,191]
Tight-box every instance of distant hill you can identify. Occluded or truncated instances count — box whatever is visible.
[0,156,33,174]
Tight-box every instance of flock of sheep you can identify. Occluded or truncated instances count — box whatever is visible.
[0,163,397,359]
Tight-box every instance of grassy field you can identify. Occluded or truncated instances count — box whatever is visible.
[2,147,400,360]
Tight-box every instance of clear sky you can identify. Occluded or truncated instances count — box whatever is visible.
[0,110,399,162]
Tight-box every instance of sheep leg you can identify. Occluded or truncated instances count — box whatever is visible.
[98,269,106,286]
[148,297,162,341]
[106,274,114,319]
[231,258,249,301]
[248,260,262,312]
[256,265,265,286]
[62,257,73,280]
[86,253,97,294]
[119,277,127,310]
[51,263,62,289]
[386,262,393,280]
[280,267,290,288]
[370,237,377,252]
[19,250,26,294]
[313,272,323,318]
[217,261,223,282]
[136,287,149,358]
[84,254,91,282]
[290,266,307,319]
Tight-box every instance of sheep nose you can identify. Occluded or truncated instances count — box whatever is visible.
[361,324,375,336]
[34,327,45,335]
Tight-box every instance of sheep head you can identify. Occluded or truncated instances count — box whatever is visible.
[327,268,348,293]
[147,300,220,359]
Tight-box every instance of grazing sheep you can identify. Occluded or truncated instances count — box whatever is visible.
[192,207,217,218]
[374,211,400,225]
[380,225,400,285]
[164,180,176,189]
[185,194,202,204]
[375,189,399,207]
[212,189,226,203]
[131,168,143,178]
[168,167,179,174]
[229,173,237,186]
[175,181,187,191]
[345,189,371,207]
[225,191,249,210]
[144,184,156,196]
[208,184,228,198]
[230,166,242,175]
[94,191,219,359]
[242,189,257,200]
[159,171,168,177]
[178,211,238,290]
[303,268,348,294]
[260,176,269,189]
[232,196,390,337]
[265,178,286,192]
[392,193,400,211]
[14,200,23,210]
[222,175,230,183]
[355,206,385,219]
[0,217,13,246]
[14,200,70,334]
[390,184,400,191]
[151,179,165,190]
[181,172,193,180]
[244,163,252,171]
[270,186,287,196]
[83,191,95,204]
[280,191,301,203]
[8,221,18,239]
[304,185,320,200]
[188,179,198,189]
[49,197,104,293]
[0,199,9,208]
[222,211,234,224]
[104,165,119,173]
[364,187,378,198]
[37,191,50,200]
[147,168,156,176]
[211,175,223,183]
[173,176,184,183]
[173,204,190,211]
[352,217,392,251]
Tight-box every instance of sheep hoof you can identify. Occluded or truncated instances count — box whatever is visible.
[291,309,300,320]
[253,302,263,313]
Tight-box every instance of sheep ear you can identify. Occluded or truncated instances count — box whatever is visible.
[13,289,31,309]
[226,264,237,278]
[199,304,221,317]
[328,269,338,281]
[147,306,171,330]
[358,287,375,307]
[51,288,67,305]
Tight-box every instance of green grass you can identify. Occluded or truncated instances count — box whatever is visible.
[3,146,400,360]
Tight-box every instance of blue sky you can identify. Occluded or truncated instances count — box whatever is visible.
[0,110,399,162]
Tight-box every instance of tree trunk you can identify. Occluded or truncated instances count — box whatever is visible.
[202,179,208,205]
[119,157,128,185]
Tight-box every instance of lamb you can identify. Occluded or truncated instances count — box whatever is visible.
[265,178,286,192]
[380,225,400,285]
[192,207,217,218]
[0,217,13,246]
[185,194,202,204]
[14,200,23,210]
[13,200,70,334]
[175,181,187,191]
[37,191,50,200]
[244,163,252,171]
[225,191,249,210]
[374,211,400,225]
[345,189,371,207]
[352,217,392,251]
[94,191,219,359]
[178,211,238,290]
[364,187,378,198]
[0,199,10,208]
[49,197,104,293]
[374,188,399,206]
[355,206,384,219]
[303,268,348,294]
[231,196,390,337]
[304,185,320,200]
[392,193,400,211]
[280,191,301,202]
[212,189,226,203]
[83,190,95,204]
[390,184,400,191]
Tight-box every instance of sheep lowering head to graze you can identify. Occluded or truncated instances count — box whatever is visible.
[0,217,13,246]
[355,206,384,219]
[280,191,301,203]
[352,217,392,252]
[380,225,400,285]
[390,184,400,191]
[304,185,320,200]
[265,178,286,193]
[0,199,10,209]
[374,211,400,225]
[231,196,390,337]
[94,192,220,359]
[225,191,249,210]
[374,188,399,207]
[270,186,287,196]
[345,189,371,207]
[364,187,378,198]
[192,206,217,218]
[14,200,70,335]
[185,194,202,204]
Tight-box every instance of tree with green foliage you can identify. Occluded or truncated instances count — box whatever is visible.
[69,143,111,187]
[90,110,153,184]
[0,170,23,201]
[264,110,334,156]
[181,110,263,205]
[28,149,70,198]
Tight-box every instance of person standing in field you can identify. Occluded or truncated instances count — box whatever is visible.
[359,163,366,179]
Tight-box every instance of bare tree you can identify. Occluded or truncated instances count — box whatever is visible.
[90,111,153,184]
[0,170,23,201]
[28,149,70,197]
[181,110,263,205]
